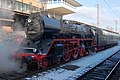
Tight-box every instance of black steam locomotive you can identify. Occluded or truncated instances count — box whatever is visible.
[15,12,120,70]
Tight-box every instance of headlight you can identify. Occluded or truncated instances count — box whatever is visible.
[28,19,32,23]
[31,56,35,58]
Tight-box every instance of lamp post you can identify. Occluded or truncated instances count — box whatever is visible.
[96,4,99,28]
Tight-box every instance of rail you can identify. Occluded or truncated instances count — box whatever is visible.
[105,60,120,80]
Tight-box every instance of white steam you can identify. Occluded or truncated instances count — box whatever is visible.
[0,10,25,73]
[0,41,20,72]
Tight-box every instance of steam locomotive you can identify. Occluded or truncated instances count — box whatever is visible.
[15,12,120,71]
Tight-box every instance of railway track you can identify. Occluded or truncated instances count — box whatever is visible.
[77,50,120,80]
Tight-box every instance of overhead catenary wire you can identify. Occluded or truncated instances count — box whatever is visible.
[103,0,120,18]
[107,0,120,17]
[103,0,120,32]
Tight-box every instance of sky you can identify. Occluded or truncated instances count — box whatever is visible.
[63,0,120,33]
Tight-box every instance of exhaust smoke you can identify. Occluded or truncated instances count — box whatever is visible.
[0,9,26,73]
[0,41,20,73]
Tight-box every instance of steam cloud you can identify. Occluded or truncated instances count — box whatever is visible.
[0,9,25,73]
[0,41,20,72]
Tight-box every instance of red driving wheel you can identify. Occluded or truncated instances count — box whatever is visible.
[41,58,48,69]
[72,49,78,59]
[63,52,71,62]
[80,47,86,56]
[56,58,61,65]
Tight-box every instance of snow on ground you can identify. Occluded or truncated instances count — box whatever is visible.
[25,45,120,80]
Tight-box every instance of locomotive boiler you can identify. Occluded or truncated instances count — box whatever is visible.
[25,12,94,41]
[23,12,94,50]
[15,12,119,71]
[25,13,61,41]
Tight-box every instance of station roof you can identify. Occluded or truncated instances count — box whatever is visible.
[65,0,82,7]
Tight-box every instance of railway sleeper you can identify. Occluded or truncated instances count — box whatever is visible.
[87,73,106,77]
[110,57,120,61]
[97,66,115,70]
[96,66,113,70]
[83,77,98,80]
[99,62,116,66]
[91,76,106,79]
[95,69,114,74]
[104,60,115,64]
[91,71,107,75]
[92,71,107,75]
[83,76,99,79]
[99,62,112,66]
[85,76,105,80]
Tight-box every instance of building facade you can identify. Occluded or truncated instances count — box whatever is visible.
[46,0,81,19]
[0,0,81,42]
[0,0,81,20]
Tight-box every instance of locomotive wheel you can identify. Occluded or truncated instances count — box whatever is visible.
[56,58,61,65]
[63,52,71,62]
[72,49,78,59]
[41,58,48,69]
[80,47,86,56]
